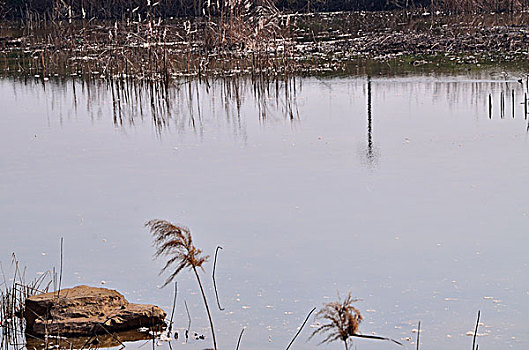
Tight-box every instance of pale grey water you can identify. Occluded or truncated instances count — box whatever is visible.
[1,73,528,350]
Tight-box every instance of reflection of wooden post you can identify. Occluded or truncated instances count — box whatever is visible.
[500,91,504,119]
[363,75,378,167]
[367,76,372,159]
[523,92,527,119]
[489,94,492,119]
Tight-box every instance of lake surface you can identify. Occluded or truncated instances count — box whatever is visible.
[1,72,528,350]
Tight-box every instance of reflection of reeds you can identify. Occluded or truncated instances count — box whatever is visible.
[9,75,299,134]
[145,219,218,350]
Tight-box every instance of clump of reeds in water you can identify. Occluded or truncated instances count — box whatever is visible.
[1,254,52,349]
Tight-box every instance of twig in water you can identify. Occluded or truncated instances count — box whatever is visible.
[416,321,420,350]
[351,334,402,345]
[212,246,224,311]
[235,328,245,350]
[285,307,316,350]
[168,282,177,334]
[472,310,480,350]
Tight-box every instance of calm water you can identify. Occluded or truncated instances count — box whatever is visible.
[1,73,528,350]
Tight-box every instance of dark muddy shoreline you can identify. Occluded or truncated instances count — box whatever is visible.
[2,11,529,79]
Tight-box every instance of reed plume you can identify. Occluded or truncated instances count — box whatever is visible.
[310,292,402,350]
[310,293,362,350]
[146,219,217,350]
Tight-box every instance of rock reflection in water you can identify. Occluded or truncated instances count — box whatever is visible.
[25,329,155,349]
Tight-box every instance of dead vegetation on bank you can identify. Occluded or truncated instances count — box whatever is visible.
[0,0,301,79]
[2,9,529,80]
[2,0,529,20]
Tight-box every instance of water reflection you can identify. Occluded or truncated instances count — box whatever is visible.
[25,329,155,349]
[364,76,378,167]
[2,72,529,350]
[7,75,301,136]
[9,73,529,134]
[106,76,300,131]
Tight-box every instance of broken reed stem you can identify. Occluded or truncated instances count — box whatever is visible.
[416,321,420,350]
[285,307,316,350]
[184,300,191,343]
[235,328,245,350]
[168,282,177,334]
[212,246,224,311]
[472,310,480,350]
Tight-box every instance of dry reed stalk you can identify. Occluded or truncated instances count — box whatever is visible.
[472,310,480,350]
[285,307,316,350]
[235,328,245,350]
[145,219,218,350]
[212,246,224,311]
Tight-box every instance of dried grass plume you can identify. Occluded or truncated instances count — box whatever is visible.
[310,292,362,349]
[146,219,209,286]
[310,292,402,350]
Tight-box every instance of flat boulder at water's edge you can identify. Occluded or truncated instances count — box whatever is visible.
[25,285,166,336]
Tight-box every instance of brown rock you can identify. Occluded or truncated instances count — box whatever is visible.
[25,285,166,336]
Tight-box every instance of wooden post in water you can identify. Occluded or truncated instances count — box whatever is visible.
[512,89,515,118]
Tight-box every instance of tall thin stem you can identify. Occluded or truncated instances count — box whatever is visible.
[192,267,217,350]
